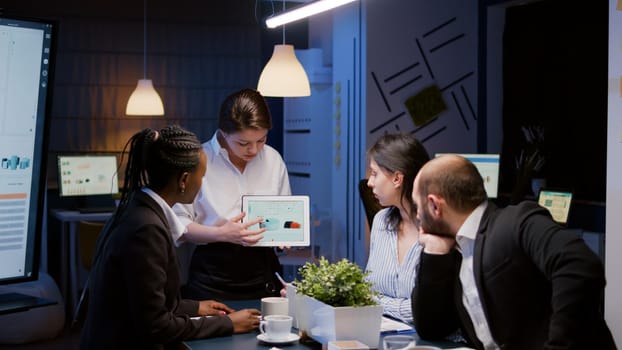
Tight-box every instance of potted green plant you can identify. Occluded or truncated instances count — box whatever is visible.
[289,257,384,347]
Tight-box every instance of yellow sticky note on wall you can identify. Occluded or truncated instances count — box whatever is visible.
[618,0,622,10]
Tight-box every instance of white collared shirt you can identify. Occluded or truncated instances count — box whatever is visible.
[173,131,291,238]
[142,187,187,246]
[455,201,499,350]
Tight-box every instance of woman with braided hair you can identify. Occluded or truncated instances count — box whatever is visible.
[80,125,260,350]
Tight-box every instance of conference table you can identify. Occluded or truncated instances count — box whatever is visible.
[183,300,466,350]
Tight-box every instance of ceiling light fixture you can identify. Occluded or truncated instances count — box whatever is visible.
[257,0,310,97]
[265,0,358,29]
[126,0,164,116]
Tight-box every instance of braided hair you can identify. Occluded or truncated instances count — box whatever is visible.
[116,125,202,216]
[92,125,202,269]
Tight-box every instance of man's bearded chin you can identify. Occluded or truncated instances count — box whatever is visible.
[421,210,454,239]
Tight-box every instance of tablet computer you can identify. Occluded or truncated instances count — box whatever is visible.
[241,195,311,247]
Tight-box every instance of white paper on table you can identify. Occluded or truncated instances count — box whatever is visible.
[380,316,413,333]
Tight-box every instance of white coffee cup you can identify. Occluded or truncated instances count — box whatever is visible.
[261,296,288,317]
[259,314,293,340]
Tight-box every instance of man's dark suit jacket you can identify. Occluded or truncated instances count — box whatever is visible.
[81,191,233,350]
[412,201,616,350]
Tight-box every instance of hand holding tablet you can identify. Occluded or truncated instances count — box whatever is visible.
[241,195,311,247]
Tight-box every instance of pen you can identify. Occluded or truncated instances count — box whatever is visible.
[274,271,287,286]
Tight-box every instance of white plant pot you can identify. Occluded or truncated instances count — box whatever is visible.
[288,286,383,348]
[286,284,301,327]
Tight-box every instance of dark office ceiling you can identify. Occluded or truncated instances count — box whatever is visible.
[0,0,264,25]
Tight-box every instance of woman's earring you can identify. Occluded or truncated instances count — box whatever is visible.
[180,187,185,194]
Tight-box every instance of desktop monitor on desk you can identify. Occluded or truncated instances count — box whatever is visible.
[57,155,119,213]
[436,153,500,198]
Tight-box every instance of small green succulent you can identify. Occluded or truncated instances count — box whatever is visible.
[294,257,377,307]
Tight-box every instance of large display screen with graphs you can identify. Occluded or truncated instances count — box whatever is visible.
[0,15,54,286]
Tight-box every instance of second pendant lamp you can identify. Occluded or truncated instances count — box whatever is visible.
[257,1,310,97]
[126,0,164,116]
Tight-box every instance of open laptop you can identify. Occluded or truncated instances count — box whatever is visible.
[537,188,573,225]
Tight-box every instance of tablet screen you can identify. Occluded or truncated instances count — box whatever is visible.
[241,195,311,247]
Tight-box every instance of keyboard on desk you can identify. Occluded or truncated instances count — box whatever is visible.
[77,207,116,214]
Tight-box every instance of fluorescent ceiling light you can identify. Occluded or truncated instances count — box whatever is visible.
[265,0,358,29]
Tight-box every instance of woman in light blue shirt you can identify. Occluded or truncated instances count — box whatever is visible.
[364,133,429,324]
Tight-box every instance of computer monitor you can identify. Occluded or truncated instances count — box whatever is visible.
[537,189,573,225]
[436,153,500,198]
[57,155,119,197]
[0,14,57,313]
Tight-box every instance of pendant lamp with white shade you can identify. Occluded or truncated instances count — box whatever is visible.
[257,1,310,97]
[257,44,310,97]
[126,0,164,116]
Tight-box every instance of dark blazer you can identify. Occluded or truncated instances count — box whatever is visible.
[412,201,616,350]
[81,191,233,350]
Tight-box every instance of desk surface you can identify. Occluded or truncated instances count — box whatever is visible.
[184,300,465,350]
[50,208,113,222]
[0,292,56,316]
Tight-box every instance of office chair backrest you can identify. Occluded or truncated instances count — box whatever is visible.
[359,179,383,228]
[78,221,105,271]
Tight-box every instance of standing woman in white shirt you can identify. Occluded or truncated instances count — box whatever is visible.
[364,133,429,323]
[174,88,291,300]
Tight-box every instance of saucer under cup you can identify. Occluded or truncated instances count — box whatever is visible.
[256,332,300,344]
